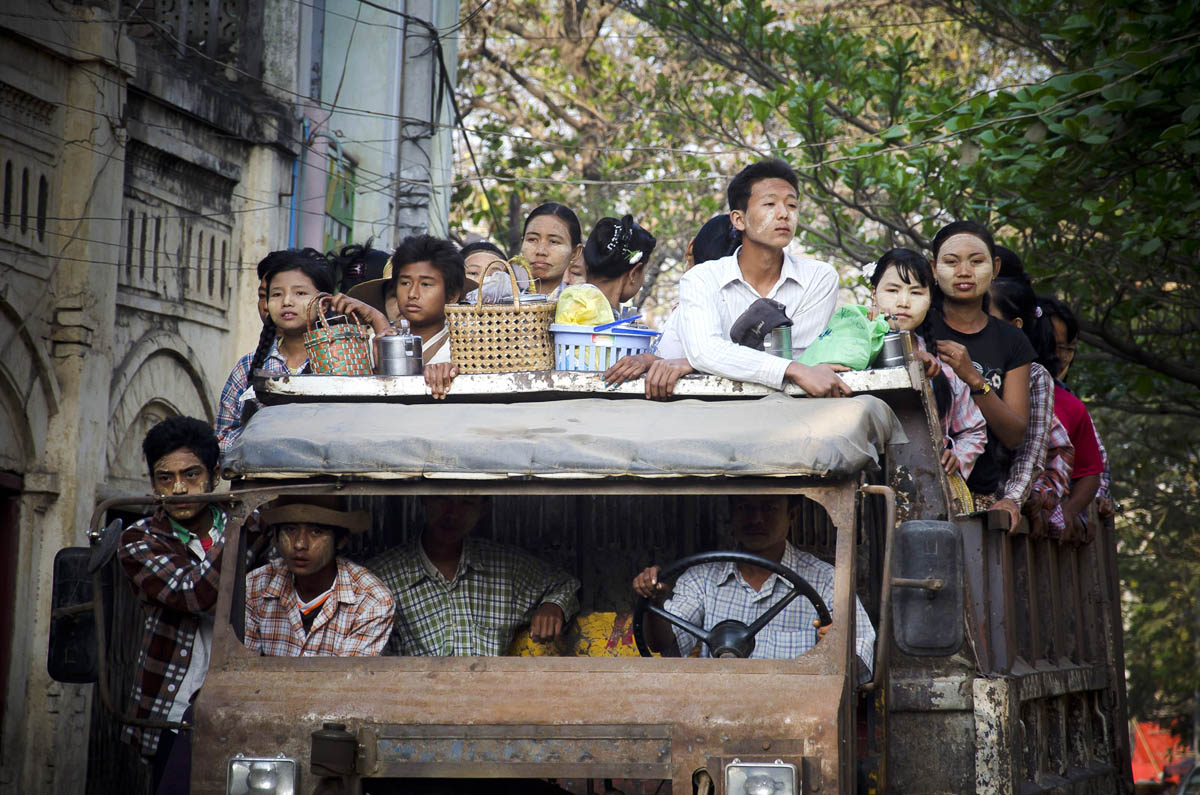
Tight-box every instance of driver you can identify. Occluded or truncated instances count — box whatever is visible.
[632,495,876,682]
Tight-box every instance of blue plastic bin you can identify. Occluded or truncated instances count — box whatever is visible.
[550,323,661,371]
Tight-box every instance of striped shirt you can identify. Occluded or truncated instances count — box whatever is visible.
[215,340,304,454]
[244,558,394,657]
[674,248,840,388]
[369,537,580,656]
[664,541,875,682]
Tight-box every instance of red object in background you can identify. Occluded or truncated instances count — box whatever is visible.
[1131,720,1193,783]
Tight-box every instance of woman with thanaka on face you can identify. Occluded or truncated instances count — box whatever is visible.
[216,249,393,453]
[867,249,987,478]
[460,240,508,286]
[521,202,584,298]
[929,221,1036,511]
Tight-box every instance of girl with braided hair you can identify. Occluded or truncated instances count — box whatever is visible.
[215,249,335,454]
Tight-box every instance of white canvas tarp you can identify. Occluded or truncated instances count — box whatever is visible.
[222,394,906,480]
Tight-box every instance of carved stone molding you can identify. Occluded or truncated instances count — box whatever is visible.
[0,81,56,128]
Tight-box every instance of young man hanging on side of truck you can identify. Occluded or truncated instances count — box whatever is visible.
[118,416,244,794]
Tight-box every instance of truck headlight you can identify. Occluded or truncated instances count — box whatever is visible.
[725,758,799,795]
[226,753,297,795]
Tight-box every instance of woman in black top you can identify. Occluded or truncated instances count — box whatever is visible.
[930,221,1036,503]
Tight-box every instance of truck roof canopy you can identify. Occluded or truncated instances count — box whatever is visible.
[222,394,906,481]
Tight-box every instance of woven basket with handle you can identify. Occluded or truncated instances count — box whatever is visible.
[446,259,555,373]
[303,293,373,375]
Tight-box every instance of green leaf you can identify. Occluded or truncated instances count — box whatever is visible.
[1139,237,1163,255]
[1070,73,1106,93]
[1160,124,1189,141]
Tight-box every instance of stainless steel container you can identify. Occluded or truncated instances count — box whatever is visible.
[875,329,914,368]
[762,325,794,360]
[377,320,423,375]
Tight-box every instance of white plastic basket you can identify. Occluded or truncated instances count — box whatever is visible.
[551,323,661,371]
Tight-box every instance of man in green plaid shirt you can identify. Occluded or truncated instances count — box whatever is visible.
[369,496,580,656]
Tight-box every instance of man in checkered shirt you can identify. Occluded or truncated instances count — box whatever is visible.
[369,496,580,656]
[245,496,393,657]
[118,416,236,793]
[633,495,876,683]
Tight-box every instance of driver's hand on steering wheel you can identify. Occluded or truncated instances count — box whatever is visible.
[814,619,833,643]
[632,566,669,600]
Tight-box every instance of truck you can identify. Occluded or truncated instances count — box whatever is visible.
[49,364,1133,794]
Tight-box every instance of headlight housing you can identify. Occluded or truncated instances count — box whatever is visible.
[725,757,799,795]
[226,753,297,795]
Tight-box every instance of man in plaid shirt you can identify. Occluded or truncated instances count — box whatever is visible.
[245,497,393,656]
[370,496,580,656]
[118,416,233,793]
[633,495,876,683]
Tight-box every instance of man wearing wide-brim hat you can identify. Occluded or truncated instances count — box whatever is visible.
[245,496,393,657]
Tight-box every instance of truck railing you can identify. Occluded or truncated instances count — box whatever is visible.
[963,508,1132,793]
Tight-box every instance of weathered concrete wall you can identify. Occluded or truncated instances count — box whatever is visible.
[0,1,296,790]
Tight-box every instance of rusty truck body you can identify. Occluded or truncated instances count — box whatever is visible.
[52,366,1133,794]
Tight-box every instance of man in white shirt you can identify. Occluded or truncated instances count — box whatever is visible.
[606,160,850,397]
[675,159,849,396]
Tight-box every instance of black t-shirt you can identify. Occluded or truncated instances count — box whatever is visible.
[932,314,1036,494]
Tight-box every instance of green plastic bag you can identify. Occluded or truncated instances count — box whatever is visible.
[798,305,890,370]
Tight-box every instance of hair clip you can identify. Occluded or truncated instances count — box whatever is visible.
[1035,305,1043,318]
[862,260,878,280]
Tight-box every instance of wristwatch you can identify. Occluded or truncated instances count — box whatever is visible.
[970,381,992,397]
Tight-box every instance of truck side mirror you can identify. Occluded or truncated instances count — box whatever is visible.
[890,520,963,657]
[47,547,99,683]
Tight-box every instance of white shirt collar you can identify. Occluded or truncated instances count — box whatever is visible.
[712,246,812,293]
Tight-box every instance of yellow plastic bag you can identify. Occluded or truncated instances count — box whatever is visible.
[554,284,615,326]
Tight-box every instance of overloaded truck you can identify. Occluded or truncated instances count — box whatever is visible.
[50,363,1132,794]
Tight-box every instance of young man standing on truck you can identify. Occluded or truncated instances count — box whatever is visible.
[118,416,232,794]
[632,495,876,682]
[658,159,852,397]
[369,495,581,656]
[244,496,394,656]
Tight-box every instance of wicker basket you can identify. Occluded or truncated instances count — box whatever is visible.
[303,293,373,375]
[446,260,556,373]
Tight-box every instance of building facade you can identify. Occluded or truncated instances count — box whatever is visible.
[0,0,456,791]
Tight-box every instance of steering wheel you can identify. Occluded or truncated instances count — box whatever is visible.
[633,550,833,658]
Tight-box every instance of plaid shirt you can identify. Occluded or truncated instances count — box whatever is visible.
[664,541,875,682]
[244,558,394,657]
[1001,363,1054,505]
[118,509,228,757]
[215,341,302,454]
[369,537,581,656]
